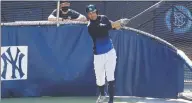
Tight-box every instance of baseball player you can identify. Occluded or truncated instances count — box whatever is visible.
[86,4,121,103]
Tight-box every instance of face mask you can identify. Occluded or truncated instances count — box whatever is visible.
[62,6,69,12]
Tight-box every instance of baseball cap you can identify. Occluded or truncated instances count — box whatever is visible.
[86,4,97,13]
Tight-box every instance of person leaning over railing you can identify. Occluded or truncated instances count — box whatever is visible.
[48,1,87,22]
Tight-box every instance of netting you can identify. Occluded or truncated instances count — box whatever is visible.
[124,1,192,100]
[128,0,192,90]
[1,1,56,22]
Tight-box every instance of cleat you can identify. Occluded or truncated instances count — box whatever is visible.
[96,95,106,103]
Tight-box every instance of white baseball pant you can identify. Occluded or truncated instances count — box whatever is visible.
[94,48,117,86]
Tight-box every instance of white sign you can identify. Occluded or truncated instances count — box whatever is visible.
[1,46,28,80]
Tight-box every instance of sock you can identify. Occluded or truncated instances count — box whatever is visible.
[108,80,115,102]
[98,85,105,96]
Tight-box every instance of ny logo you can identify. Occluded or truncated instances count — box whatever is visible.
[1,46,28,80]
[174,12,186,27]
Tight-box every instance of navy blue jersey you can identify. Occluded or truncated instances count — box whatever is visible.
[51,9,80,19]
[87,15,113,55]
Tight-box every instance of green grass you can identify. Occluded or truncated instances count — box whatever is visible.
[1,96,191,103]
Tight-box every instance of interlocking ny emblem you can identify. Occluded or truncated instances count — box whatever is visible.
[165,5,192,34]
[174,12,186,27]
[1,46,28,80]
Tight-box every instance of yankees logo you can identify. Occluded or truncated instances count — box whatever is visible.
[1,46,28,80]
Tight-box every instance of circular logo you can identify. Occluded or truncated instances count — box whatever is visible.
[165,5,192,34]
[89,8,93,11]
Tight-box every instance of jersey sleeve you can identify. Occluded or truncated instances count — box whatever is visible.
[70,9,80,19]
[103,15,112,30]
[50,9,57,17]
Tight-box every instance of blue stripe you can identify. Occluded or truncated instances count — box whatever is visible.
[95,36,113,54]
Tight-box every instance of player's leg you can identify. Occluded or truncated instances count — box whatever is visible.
[94,54,106,103]
[107,80,115,103]
[105,49,117,103]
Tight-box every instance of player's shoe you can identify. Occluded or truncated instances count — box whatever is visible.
[108,101,113,103]
[96,95,106,103]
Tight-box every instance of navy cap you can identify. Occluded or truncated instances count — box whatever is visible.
[86,4,97,13]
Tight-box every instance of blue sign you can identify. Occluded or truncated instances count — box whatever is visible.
[165,6,192,34]
[1,24,187,98]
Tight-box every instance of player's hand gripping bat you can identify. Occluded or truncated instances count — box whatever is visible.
[111,18,130,30]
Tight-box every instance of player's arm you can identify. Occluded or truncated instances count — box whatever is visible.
[112,18,131,29]
[48,9,63,21]
[48,14,63,21]
[96,16,113,31]
[98,16,121,30]
[73,14,87,22]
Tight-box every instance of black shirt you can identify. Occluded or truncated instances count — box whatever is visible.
[87,15,113,54]
[88,15,112,38]
[51,9,80,19]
